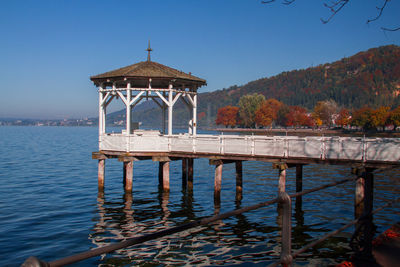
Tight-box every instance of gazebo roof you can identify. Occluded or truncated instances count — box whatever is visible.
[90,60,206,87]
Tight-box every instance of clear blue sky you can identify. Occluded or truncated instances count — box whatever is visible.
[0,0,399,119]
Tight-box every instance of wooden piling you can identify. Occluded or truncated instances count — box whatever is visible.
[188,158,194,191]
[296,164,303,193]
[162,161,170,191]
[296,164,303,208]
[158,162,163,185]
[124,161,133,192]
[182,158,187,189]
[213,160,223,202]
[235,161,243,201]
[98,159,105,190]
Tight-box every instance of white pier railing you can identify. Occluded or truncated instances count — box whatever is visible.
[99,133,400,163]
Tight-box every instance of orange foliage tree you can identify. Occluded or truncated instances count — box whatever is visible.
[371,106,390,130]
[198,111,206,121]
[254,98,283,127]
[215,106,239,128]
[285,106,313,128]
[351,106,374,130]
[388,106,400,130]
[335,108,351,127]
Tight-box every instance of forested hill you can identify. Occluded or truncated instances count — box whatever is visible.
[125,45,400,127]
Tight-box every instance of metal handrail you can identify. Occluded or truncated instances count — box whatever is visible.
[22,176,394,267]
[269,197,400,267]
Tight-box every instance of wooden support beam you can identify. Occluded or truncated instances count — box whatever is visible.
[162,161,170,191]
[182,158,187,189]
[188,158,194,191]
[296,164,303,209]
[118,156,139,162]
[92,152,108,160]
[98,159,105,190]
[235,161,243,201]
[296,164,303,193]
[214,161,223,202]
[152,156,170,162]
[273,163,288,194]
[158,162,163,185]
[123,161,133,192]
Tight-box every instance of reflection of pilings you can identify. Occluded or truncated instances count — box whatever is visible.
[158,189,170,225]
[123,192,134,226]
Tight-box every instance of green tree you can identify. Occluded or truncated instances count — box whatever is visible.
[238,93,265,128]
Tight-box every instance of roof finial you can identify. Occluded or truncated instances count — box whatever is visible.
[146,40,152,62]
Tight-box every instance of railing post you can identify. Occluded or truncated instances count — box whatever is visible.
[279,192,292,266]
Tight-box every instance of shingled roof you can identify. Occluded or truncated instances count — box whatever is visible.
[90,60,206,87]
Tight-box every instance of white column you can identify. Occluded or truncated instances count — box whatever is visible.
[168,84,173,135]
[162,101,166,134]
[98,89,103,136]
[193,92,197,136]
[126,83,131,135]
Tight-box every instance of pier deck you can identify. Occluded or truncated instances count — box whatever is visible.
[96,132,400,167]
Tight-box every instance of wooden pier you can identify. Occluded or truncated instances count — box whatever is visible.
[89,45,400,218]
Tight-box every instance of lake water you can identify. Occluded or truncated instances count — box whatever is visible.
[0,126,399,266]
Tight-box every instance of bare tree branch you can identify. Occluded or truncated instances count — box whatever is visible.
[321,0,349,24]
[382,26,400,32]
[367,0,389,24]
[261,0,399,31]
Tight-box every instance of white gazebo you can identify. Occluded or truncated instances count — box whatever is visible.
[90,43,207,139]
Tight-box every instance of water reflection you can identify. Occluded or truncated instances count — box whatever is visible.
[87,165,399,266]
[89,188,286,265]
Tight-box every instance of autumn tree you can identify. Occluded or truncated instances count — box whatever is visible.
[313,100,338,127]
[286,106,312,128]
[254,98,283,127]
[371,106,390,131]
[387,106,400,130]
[238,93,265,128]
[335,108,351,127]
[351,106,374,130]
[215,106,239,128]
[276,105,290,127]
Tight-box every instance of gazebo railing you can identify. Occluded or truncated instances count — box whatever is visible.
[99,133,400,163]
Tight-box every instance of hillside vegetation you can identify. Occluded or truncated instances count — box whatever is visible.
[110,45,400,128]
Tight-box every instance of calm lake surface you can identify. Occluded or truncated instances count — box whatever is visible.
[0,126,399,266]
